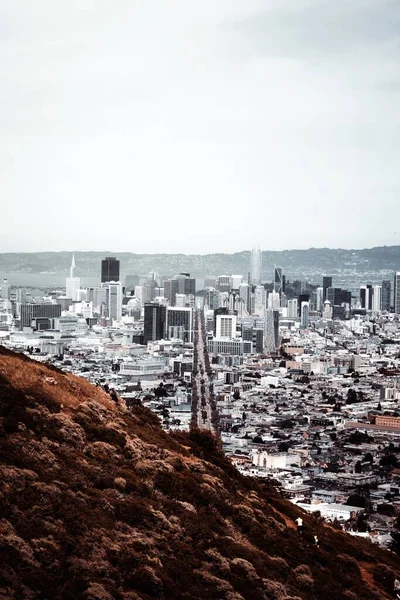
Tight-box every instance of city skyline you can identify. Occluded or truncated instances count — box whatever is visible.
[2,1,400,253]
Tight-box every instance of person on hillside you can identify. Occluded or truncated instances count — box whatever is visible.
[295,517,303,535]
[394,577,400,598]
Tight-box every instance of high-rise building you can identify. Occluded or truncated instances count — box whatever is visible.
[382,279,391,312]
[107,281,123,321]
[143,303,167,343]
[15,288,27,305]
[166,307,193,342]
[316,287,324,312]
[216,314,237,339]
[101,257,120,284]
[264,308,278,353]
[372,285,382,313]
[322,276,332,301]
[204,287,220,310]
[287,298,298,319]
[300,302,309,329]
[176,273,196,296]
[360,285,373,311]
[164,279,179,306]
[238,283,250,313]
[230,275,243,290]
[250,247,262,286]
[1,278,10,300]
[267,291,280,309]
[274,266,283,296]
[66,254,81,301]
[216,275,231,294]
[298,293,310,314]
[20,303,62,330]
[253,285,266,316]
[394,272,400,314]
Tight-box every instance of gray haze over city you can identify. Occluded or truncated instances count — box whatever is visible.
[1,0,400,253]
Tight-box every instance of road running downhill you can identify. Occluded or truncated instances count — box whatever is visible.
[191,309,218,433]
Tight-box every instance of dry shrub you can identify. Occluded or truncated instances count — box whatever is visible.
[85,582,114,600]
[266,556,289,577]
[342,591,359,600]
[262,578,287,600]
[373,562,397,593]
[205,548,231,575]
[193,569,234,592]
[292,564,314,590]
[113,477,126,491]
[231,557,260,581]
[293,573,313,590]
[84,441,118,461]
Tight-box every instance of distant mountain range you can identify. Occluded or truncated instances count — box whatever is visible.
[1,246,400,281]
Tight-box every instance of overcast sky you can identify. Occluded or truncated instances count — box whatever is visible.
[1,1,400,254]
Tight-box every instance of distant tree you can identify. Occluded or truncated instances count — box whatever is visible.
[154,383,168,398]
[376,402,382,411]
[356,514,369,533]
[364,452,374,464]
[346,494,366,508]
[279,419,294,429]
[347,431,373,445]
[278,441,291,452]
[355,460,362,474]
[252,435,264,444]
[380,454,399,468]
[377,504,395,517]
[330,432,337,441]
[389,531,400,555]
[232,390,241,400]
[346,389,358,404]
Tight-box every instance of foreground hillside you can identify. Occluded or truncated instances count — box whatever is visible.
[1,347,399,600]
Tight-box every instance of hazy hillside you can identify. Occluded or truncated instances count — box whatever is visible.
[1,246,400,281]
[1,346,399,600]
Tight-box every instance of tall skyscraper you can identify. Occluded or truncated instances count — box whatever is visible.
[372,285,382,313]
[268,291,280,309]
[250,247,262,286]
[264,308,278,353]
[216,275,231,293]
[360,285,373,311]
[300,302,310,329]
[382,279,391,312]
[394,272,400,314]
[1,278,10,300]
[253,285,266,316]
[101,257,120,284]
[287,298,298,319]
[144,303,167,343]
[164,279,179,306]
[176,273,196,296]
[316,287,324,312]
[66,254,81,301]
[322,276,332,301]
[166,307,193,342]
[274,266,283,296]
[107,281,123,321]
